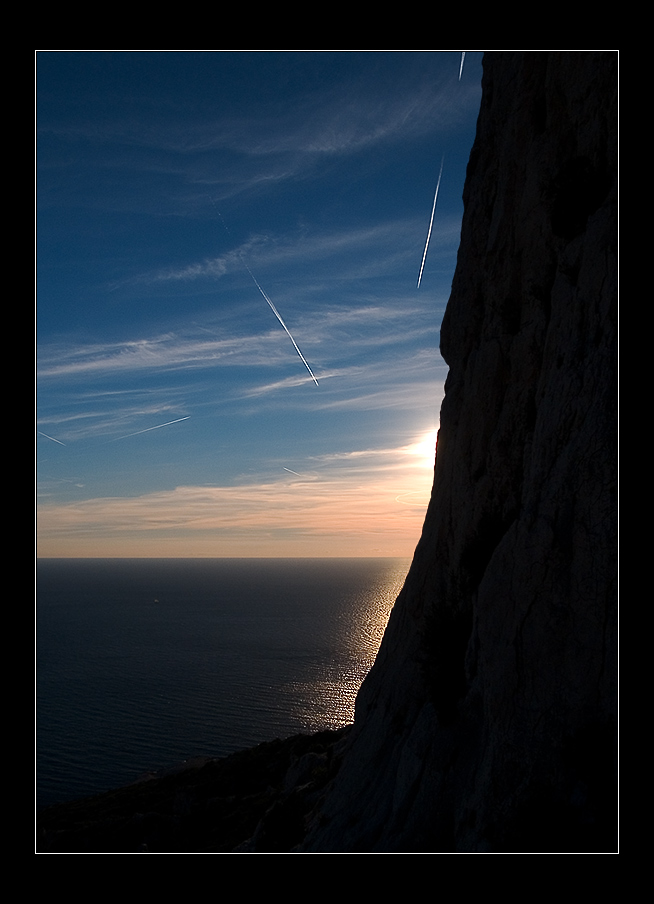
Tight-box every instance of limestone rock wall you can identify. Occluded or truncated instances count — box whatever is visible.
[301,52,617,853]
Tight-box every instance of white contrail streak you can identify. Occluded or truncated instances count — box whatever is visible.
[114,416,190,440]
[211,205,318,386]
[38,431,66,446]
[283,467,302,476]
[459,52,466,80]
[416,155,445,289]
[245,267,319,386]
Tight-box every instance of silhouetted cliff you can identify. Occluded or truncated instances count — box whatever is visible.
[300,51,617,853]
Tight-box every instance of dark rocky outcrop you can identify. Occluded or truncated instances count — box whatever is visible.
[300,52,617,853]
[36,728,349,853]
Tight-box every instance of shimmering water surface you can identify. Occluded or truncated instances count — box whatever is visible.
[36,557,409,810]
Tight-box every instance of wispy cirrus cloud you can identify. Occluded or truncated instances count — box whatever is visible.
[37,296,441,384]
[142,217,462,287]
[37,397,190,444]
[39,67,478,161]
[239,348,444,408]
[38,58,481,222]
[217,78,477,159]
[37,331,289,380]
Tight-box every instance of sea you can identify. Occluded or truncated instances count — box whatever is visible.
[36,557,410,812]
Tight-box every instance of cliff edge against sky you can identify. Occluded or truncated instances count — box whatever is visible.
[300,51,617,853]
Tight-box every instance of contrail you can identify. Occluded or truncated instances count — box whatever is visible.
[283,467,302,476]
[417,155,445,289]
[245,266,319,386]
[211,204,319,386]
[459,52,466,80]
[114,416,190,440]
[38,431,66,446]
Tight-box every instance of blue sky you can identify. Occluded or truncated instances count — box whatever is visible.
[36,51,483,557]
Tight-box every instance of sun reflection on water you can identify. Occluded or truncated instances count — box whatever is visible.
[292,560,409,732]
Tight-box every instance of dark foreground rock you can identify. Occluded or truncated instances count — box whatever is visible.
[36,728,349,853]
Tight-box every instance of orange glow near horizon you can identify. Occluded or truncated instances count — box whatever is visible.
[37,430,438,558]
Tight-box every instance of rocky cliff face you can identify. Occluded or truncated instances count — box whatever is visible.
[301,52,617,853]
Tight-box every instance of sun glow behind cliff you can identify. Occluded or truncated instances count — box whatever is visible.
[408,429,438,470]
